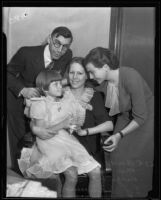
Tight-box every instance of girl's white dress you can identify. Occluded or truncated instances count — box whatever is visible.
[18,87,100,178]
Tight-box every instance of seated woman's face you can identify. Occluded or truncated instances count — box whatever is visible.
[69,62,87,89]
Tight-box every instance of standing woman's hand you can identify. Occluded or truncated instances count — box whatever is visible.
[103,133,122,152]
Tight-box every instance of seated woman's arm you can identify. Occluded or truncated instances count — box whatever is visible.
[77,91,114,136]
[77,121,113,136]
[30,119,55,140]
[30,115,72,139]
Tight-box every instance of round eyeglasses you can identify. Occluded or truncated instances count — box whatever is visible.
[50,37,70,52]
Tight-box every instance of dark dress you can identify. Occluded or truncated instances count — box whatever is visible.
[74,91,112,166]
[97,66,154,198]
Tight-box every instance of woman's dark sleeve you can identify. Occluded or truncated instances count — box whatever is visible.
[125,68,147,125]
[91,91,113,125]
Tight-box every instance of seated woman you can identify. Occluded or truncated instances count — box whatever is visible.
[30,57,114,197]
[18,67,113,197]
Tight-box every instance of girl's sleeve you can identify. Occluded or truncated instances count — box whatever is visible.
[29,100,46,119]
[125,68,147,125]
[91,91,113,125]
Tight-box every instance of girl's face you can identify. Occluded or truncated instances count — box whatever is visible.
[69,62,87,89]
[86,62,107,84]
[48,80,63,97]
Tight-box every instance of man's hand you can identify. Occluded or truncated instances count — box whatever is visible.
[61,78,68,86]
[21,87,40,99]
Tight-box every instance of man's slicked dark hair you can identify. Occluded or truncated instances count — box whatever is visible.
[51,26,73,42]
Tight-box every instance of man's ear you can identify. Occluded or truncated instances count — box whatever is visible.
[47,34,51,44]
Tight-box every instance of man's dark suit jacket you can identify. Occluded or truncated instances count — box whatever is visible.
[7,45,72,110]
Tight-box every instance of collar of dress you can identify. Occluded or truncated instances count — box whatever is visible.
[64,87,94,111]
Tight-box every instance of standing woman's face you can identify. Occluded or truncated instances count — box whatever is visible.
[69,62,87,89]
[86,62,107,84]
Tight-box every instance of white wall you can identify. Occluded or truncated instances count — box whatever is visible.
[3,7,111,167]
[3,7,111,62]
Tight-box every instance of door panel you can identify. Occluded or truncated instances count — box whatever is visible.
[109,7,155,93]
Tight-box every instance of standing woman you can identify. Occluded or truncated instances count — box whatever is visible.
[84,47,154,198]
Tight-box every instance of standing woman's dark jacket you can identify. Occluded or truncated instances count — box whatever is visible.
[97,66,154,198]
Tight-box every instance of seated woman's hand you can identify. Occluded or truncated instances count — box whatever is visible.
[103,133,121,152]
[30,120,57,140]
[32,126,55,140]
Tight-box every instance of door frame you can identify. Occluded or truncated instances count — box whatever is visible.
[109,7,123,63]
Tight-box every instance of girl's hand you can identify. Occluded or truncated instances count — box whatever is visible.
[103,133,121,152]
[76,129,87,136]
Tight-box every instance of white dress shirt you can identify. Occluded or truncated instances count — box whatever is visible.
[44,45,52,68]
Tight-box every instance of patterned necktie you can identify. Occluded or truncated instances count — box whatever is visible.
[46,60,55,70]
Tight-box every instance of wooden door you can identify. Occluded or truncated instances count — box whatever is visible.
[109,7,158,198]
[109,7,155,93]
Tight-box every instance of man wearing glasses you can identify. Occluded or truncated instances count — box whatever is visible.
[7,26,73,173]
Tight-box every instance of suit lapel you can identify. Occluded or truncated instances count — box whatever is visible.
[34,45,46,70]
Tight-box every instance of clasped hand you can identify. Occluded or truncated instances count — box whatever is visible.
[103,133,121,152]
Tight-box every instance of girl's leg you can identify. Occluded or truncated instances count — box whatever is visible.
[62,166,78,197]
[88,166,102,197]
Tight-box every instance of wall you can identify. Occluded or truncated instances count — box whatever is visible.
[3,7,111,168]
[3,7,111,62]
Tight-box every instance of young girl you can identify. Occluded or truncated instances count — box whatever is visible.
[18,69,101,196]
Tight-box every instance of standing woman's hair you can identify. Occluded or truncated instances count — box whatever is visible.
[84,47,119,69]
[36,69,62,93]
